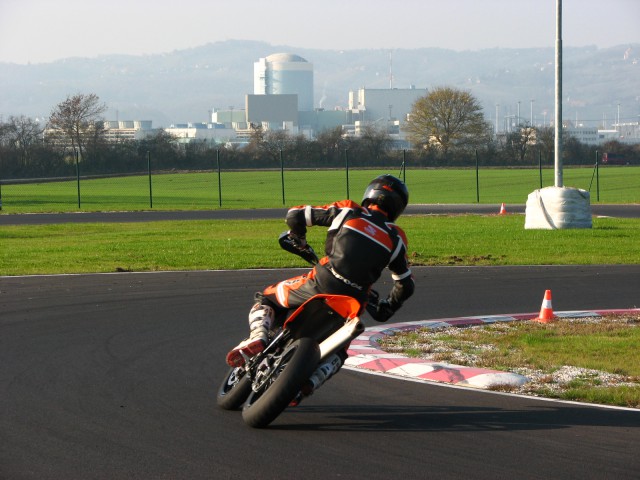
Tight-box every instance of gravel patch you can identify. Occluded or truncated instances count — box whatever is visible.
[379,313,640,406]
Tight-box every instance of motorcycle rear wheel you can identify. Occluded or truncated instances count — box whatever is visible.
[242,337,319,428]
[217,366,252,410]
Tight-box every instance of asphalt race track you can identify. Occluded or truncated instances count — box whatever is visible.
[2,265,639,479]
[1,203,639,225]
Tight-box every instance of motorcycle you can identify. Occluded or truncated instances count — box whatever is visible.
[216,232,378,428]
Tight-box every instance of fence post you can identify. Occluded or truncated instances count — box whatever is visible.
[344,149,350,200]
[538,151,543,189]
[280,149,285,205]
[216,149,222,207]
[75,149,81,209]
[401,150,406,183]
[596,150,600,202]
[147,151,153,209]
[475,149,480,203]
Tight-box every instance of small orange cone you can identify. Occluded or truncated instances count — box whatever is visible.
[499,203,507,215]
[533,290,556,323]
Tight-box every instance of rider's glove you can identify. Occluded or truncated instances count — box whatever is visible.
[279,231,305,251]
[288,231,307,249]
[367,299,395,323]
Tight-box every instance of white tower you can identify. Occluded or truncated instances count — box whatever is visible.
[253,53,314,112]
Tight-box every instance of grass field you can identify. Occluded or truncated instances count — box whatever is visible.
[1,215,639,276]
[2,166,639,213]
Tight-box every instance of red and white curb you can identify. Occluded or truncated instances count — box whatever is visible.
[345,309,640,389]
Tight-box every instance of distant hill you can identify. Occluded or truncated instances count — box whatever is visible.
[1,40,638,128]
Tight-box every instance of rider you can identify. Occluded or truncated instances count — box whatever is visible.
[226,174,415,400]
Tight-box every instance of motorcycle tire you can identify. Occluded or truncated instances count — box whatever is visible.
[217,366,252,410]
[242,337,320,428]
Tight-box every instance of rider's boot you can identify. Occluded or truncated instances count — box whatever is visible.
[226,303,274,367]
[289,352,344,406]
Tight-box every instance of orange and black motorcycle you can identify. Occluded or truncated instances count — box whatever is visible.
[217,234,377,428]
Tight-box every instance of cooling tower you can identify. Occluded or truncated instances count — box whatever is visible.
[254,53,314,112]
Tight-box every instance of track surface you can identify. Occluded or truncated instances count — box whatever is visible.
[2,265,639,479]
[1,203,639,224]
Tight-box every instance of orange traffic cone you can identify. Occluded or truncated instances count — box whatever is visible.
[499,203,507,215]
[533,290,556,323]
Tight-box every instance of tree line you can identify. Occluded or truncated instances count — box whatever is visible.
[1,91,637,180]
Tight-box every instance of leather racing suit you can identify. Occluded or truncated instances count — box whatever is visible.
[260,199,415,317]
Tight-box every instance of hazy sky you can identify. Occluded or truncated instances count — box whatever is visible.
[1,0,638,64]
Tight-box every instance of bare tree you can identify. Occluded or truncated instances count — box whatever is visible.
[247,126,294,164]
[536,126,555,164]
[48,93,107,161]
[358,124,392,163]
[405,86,490,157]
[2,116,44,167]
[316,126,347,164]
[505,124,537,164]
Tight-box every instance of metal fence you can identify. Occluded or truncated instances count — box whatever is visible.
[0,152,637,213]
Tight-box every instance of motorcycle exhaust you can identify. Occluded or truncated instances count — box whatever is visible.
[318,317,364,360]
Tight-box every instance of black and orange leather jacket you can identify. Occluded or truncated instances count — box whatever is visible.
[285,200,415,310]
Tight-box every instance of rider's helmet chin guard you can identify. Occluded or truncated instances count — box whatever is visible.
[361,174,409,222]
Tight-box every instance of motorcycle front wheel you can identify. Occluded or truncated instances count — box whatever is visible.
[217,366,252,410]
[242,337,320,428]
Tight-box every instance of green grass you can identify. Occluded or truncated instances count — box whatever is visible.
[458,320,640,376]
[2,166,639,213]
[561,385,640,407]
[1,215,639,276]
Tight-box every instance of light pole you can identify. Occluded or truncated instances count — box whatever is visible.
[525,0,592,230]
[554,0,563,188]
[530,99,535,126]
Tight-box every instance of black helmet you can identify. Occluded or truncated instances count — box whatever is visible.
[361,174,409,221]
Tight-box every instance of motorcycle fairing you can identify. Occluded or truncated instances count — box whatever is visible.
[283,294,362,342]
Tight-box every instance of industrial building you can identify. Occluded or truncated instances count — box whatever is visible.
[102,53,424,146]
[102,52,639,148]
[245,94,298,131]
[246,53,426,145]
[164,122,237,145]
[348,87,426,126]
[103,120,154,141]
